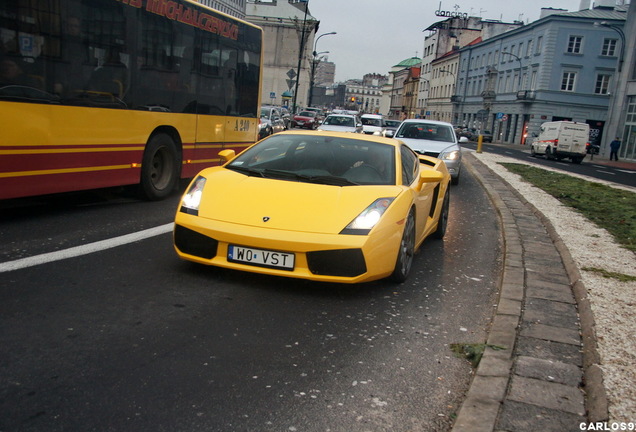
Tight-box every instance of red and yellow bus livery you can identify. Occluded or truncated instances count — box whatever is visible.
[0,0,262,200]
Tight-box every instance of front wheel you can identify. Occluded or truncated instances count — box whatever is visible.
[433,190,450,239]
[391,211,415,283]
[545,147,555,160]
[140,133,180,200]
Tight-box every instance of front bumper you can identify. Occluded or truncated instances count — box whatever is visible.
[173,214,402,283]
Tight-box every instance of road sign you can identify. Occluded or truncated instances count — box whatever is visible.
[270,92,276,99]
[502,114,509,121]
[496,112,504,120]
[286,69,296,79]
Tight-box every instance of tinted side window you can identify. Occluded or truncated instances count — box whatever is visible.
[400,145,418,185]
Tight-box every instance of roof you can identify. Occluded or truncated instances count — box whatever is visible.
[393,57,421,68]
[547,5,628,21]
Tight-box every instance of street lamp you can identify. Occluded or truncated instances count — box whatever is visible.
[595,21,625,72]
[501,51,522,89]
[292,0,310,115]
[308,32,336,107]
[309,51,329,107]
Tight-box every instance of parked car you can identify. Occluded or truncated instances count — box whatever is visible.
[174,130,451,283]
[292,111,319,129]
[530,121,589,164]
[317,114,362,133]
[394,119,462,185]
[259,106,286,139]
[481,130,493,142]
[279,106,292,130]
[586,142,600,155]
[361,114,386,135]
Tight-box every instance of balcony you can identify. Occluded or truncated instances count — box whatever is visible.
[516,90,535,101]
[481,90,496,100]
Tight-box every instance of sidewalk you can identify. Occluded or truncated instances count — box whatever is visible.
[451,153,608,432]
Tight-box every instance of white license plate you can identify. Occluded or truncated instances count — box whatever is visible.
[228,245,295,270]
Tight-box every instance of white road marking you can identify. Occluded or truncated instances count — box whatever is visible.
[595,170,616,175]
[0,223,174,273]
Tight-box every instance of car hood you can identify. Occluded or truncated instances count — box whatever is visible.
[294,116,313,121]
[398,138,457,155]
[196,169,401,234]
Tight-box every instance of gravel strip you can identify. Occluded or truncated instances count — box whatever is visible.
[471,150,636,422]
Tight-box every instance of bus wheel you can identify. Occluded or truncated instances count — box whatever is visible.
[140,133,179,200]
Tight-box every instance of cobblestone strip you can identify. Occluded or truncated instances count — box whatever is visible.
[452,154,596,432]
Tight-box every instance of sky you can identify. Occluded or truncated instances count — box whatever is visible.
[307,0,585,82]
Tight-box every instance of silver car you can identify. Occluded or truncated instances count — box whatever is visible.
[259,106,286,139]
[394,119,462,185]
[317,114,362,133]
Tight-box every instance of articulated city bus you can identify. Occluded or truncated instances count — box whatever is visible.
[0,0,262,200]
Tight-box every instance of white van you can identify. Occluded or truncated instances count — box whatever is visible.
[360,114,385,135]
[530,121,590,164]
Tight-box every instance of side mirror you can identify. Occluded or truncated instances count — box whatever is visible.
[218,149,236,164]
[418,169,444,186]
[459,136,469,143]
[384,130,395,138]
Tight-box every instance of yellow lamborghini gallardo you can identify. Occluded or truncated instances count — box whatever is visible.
[174,130,451,283]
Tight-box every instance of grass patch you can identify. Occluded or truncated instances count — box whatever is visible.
[582,267,636,282]
[500,163,636,253]
[450,343,506,368]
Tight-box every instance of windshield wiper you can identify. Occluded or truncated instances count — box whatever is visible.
[261,169,358,186]
[305,175,358,186]
[227,165,265,177]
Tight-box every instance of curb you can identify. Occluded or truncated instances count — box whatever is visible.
[451,153,609,431]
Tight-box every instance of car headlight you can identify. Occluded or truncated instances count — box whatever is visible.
[180,176,206,215]
[341,198,395,235]
[439,150,460,161]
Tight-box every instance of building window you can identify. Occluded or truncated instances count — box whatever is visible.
[536,36,543,54]
[602,38,618,56]
[561,71,577,91]
[595,74,611,94]
[526,39,533,57]
[567,36,583,54]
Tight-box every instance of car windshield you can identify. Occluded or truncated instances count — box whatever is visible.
[362,118,381,126]
[226,134,396,186]
[324,116,354,127]
[260,108,270,118]
[396,122,455,143]
[298,111,315,117]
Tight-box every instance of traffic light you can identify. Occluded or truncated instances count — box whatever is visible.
[350,97,355,102]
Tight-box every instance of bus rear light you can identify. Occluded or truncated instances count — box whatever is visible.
[131,163,141,168]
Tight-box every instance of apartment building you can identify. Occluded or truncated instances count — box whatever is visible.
[454,5,627,146]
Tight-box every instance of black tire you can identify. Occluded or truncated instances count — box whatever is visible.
[530,147,537,157]
[545,147,555,160]
[451,173,459,185]
[433,190,450,239]
[140,133,180,200]
[572,156,583,164]
[391,210,415,283]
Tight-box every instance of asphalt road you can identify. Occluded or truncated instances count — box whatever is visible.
[462,142,636,188]
[0,165,501,432]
